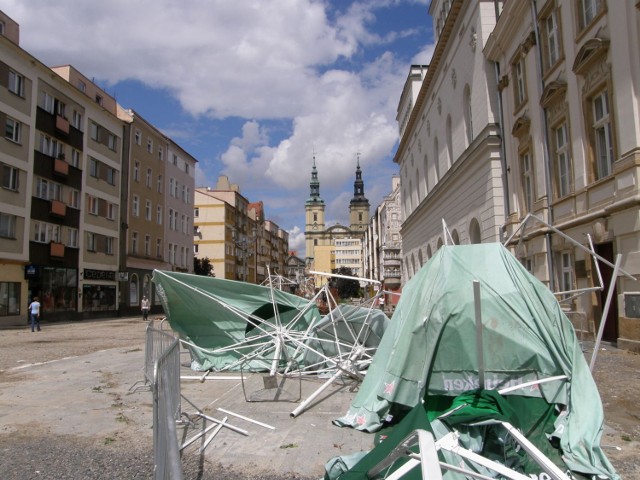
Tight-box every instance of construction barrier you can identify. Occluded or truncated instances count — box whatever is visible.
[148,324,183,480]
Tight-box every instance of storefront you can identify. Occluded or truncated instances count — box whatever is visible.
[27,265,78,320]
[81,269,117,315]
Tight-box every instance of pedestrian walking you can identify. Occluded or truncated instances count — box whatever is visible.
[141,295,150,321]
[28,296,41,332]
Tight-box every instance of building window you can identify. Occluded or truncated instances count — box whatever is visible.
[86,232,96,252]
[90,122,99,141]
[133,161,140,182]
[89,157,99,178]
[592,90,614,180]
[106,237,114,255]
[145,200,151,221]
[135,130,141,145]
[132,195,139,217]
[68,189,80,209]
[107,133,117,152]
[95,94,103,106]
[8,70,24,97]
[558,252,574,292]
[2,165,19,191]
[194,207,199,218]
[520,151,534,213]
[578,0,604,32]
[146,168,152,188]
[194,244,199,254]
[145,235,151,256]
[72,111,82,130]
[169,178,175,197]
[106,166,116,186]
[107,202,115,220]
[147,139,153,153]
[0,282,20,316]
[157,205,163,224]
[70,149,81,168]
[156,238,162,258]
[463,84,473,145]
[540,6,561,71]
[88,195,99,215]
[0,212,16,238]
[67,228,78,248]
[185,163,190,174]
[5,117,21,143]
[172,154,178,166]
[131,232,138,254]
[158,148,164,161]
[513,57,527,108]
[157,174,163,193]
[554,123,572,198]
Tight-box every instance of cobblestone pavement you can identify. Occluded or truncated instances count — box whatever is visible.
[0,317,638,478]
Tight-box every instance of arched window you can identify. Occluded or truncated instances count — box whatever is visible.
[469,218,481,244]
[418,248,424,267]
[129,274,139,306]
[411,252,417,277]
[446,115,453,168]
[437,237,443,250]
[451,229,459,245]
[463,84,473,145]
[408,180,413,213]
[416,168,422,203]
[426,244,432,259]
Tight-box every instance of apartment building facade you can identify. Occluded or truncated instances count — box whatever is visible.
[0,13,125,324]
[194,176,288,284]
[484,0,640,350]
[0,11,197,324]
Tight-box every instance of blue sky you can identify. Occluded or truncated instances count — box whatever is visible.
[1,0,435,255]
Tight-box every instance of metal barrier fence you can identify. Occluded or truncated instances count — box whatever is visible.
[148,324,184,480]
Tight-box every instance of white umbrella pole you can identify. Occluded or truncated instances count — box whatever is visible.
[473,280,485,389]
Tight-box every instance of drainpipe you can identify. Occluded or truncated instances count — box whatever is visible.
[493,1,510,242]
[493,61,511,235]
[530,0,556,290]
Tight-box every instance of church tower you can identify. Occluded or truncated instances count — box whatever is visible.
[349,155,370,232]
[305,156,325,263]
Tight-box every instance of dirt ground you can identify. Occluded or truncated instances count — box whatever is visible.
[0,317,638,478]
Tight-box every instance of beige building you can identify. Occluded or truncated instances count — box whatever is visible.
[0,11,198,324]
[0,12,124,323]
[484,0,640,350]
[194,176,288,283]
[116,109,195,315]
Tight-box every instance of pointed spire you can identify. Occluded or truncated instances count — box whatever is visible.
[306,154,324,205]
[351,153,368,205]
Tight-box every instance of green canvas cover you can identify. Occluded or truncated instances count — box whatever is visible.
[152,270,321,371]
[333,244,618,479]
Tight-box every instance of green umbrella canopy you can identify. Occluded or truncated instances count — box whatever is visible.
[152,270,320,371]
[334,243,617,479]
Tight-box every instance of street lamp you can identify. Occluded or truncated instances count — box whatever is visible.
[232,226,258,282]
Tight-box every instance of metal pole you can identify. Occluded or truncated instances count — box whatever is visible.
[589,254,622,371]
[473,280,485,389]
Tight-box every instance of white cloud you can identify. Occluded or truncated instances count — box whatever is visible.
[287,226,306,258]
[2,0,434,235]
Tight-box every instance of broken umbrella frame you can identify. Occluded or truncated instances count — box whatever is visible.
[157,266,392,418]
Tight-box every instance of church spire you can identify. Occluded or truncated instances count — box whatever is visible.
[306,154,324,205]
[350,153,368,205]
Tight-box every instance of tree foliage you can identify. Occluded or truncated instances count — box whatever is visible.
[331,267,360,299]
[194,257,214,276]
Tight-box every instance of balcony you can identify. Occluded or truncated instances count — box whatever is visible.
[55,115,70,134]
[50,242,65,258]
[50,199,66,217]
[54,157,69,176]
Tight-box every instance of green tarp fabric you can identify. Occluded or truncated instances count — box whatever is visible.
[152,270,321,371]
[333,243,618,479]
